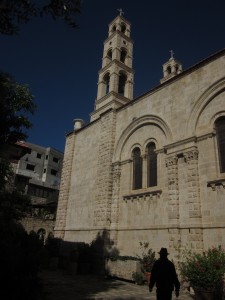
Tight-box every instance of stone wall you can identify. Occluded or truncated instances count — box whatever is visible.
[55,49,225,261]
[21,217,55,239]
[106,259,141,281]
[54,133,76,238]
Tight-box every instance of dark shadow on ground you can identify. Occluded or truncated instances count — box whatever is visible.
[40,269,138,300]
[40,229,130,299]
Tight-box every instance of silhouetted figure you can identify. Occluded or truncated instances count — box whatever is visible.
[149,248,180,300]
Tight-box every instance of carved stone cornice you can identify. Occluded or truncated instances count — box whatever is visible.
[183,149,199,162]
[123,190,162,202]
[165,155,178,167]
[207,179,225,191]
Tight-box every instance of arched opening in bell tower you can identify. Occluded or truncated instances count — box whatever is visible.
[118,72,127,96]
[103,72,110,95]
[120,48,127,63]
[167,65,172,74]
[121,23,126,34]
[107,49,112,60]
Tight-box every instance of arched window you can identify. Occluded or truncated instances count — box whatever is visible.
[215,117,225,173]
[112,25,116,32]
[167,66,172,74]
[121,23,126,33]
[132,147,142,190]
[118,72,127,96]
[103,73,110,95]
[120,48,127,63]
[146,142,157,187]
[107,49,112,60]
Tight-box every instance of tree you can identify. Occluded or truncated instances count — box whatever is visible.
[0,0,81,35]
[0,71,35,217]
[0,71,36,146]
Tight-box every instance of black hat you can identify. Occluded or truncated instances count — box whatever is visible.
[158,248,169,255]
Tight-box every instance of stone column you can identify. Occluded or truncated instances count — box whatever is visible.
[142,154,147,189]
[93,110,116,228]
[165,155,181,260]
[183,149,203,251]
[124,74,134,100]
[165,155,179,221]
[183,149,201,220]
[110,71,119,92]
[110,162,121,245]
[96,78,105,100]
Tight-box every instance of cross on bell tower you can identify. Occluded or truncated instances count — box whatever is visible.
[90,11,134,122]
[117,8,124,16]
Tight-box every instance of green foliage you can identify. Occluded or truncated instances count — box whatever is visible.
[109,242,156,273]
[0,158,31,222]
[0,71,36,145]
[137,241,156,272]
[109,253,139,261]
[179,246,225,290]
[0,157,14,189]
[132,271,144,285]
[108,246,138,262]
[0,0,81,35]
[0,188,31,221]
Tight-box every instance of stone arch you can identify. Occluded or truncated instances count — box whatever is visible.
[113,115,172,161]
[120,47,127,63]
[130,142,143,155]
[209,111,225,130]
[167,65,172,74]
[187,77,225,135]
[121,22,126,33]
[118,71,127,96]
[103,72,110,95]
[107,48,112,60]
[143,137,158,151]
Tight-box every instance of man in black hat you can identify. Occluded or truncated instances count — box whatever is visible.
[149,247,180,300]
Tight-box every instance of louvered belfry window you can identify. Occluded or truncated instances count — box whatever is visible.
[147,142,157,187]
[132,147,142,190]
[215,117,225,173]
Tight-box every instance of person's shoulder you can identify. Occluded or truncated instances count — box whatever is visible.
[152,259,160,267]
[168,260,176,269]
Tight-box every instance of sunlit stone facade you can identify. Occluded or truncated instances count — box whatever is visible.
[55,13,225,261]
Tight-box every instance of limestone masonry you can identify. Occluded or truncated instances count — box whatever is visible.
[55,13,225,261]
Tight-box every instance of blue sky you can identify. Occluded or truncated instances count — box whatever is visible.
[1,0,225,152]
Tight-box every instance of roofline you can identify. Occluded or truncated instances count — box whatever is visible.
[66,48,225,136]
[118,47,225,111]
[108,15,131,27]
[23,141,63,154]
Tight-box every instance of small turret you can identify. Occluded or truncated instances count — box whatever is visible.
[160,50,182,84]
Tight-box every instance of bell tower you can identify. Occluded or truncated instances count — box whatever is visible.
[160,50,182,84]
[90,10,134,121]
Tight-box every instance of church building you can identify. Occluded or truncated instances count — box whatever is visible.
[55,12,225,260]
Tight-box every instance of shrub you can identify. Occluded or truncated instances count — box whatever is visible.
[132,272,144,285]
[179,246,225,291]
[137,242,156,272]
